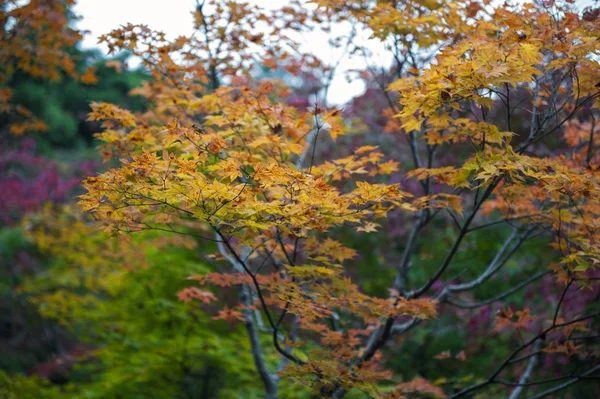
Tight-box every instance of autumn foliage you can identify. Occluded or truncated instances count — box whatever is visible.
[4,0,600,398]
[1,0,96,137]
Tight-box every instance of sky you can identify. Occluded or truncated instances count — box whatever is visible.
[73,0,388,105]
[74,0,597,105]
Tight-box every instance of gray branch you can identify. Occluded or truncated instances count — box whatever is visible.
[446,271,549,309]
[526,364,600,399]
[508,340,542,399]
[440,227,532,299]
[217,236,278,399]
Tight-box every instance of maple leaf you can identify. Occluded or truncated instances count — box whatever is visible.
[319,238,358,263]
[177,287,217,304]
[355,145,379,155]
[356,222,380,233]
[396,377,446,399]
[212,306,245,322]
[378,160,400,174]
[88,102,137,128]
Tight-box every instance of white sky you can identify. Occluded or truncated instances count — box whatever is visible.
[74,0,597,105]
[74,0,388,105]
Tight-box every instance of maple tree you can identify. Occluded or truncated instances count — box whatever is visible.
[77,0,600,397]
[17,205,297,398]
[6,0,600,398]
[0,0,97,139]
[0,2,150,382]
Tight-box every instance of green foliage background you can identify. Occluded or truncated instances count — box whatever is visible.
[1,10,598,399]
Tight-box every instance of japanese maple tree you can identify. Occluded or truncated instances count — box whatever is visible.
[78,0,600,398]
[1,0,96,138]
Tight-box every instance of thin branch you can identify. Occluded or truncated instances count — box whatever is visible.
[507,340,541,399]
[443,228,531,295]
[216,237,278,397]
[295,122,318,170]
[308,112,326,174]
[467,215,538,233]
[214,229,303,365]
[586,113,596,168]
[526,364,600,399]
[410,178,500,299]
[528,81,539,141]
[446,271,550,309]
[392,212,425,293]
[553,279,573,326]
[449,312,600,398]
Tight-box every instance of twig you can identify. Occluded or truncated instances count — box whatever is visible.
[446,271,550,309]
[508,340,542,399]
[526,364,600,399]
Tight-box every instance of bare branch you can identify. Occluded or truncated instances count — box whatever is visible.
[409,178,501,299]
[446,271,550,309]
[507,340,541,399]
[526,364,600,399]
[449,312,600,398]
[216,236,278,398]
[442,227,532,295]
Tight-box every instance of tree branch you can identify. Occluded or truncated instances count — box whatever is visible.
[409,178,500,299]
[441,227,532,296]
[216,236,279,398]
[526,364,600,399]
[448,312,600,398]
[507,340,541,399]
[446,271,550,309]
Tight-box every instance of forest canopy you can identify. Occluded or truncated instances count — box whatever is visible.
[1,0,599,398]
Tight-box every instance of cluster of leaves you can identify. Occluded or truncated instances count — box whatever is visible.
[0,0,96,137]
[0,138,100,378]
[0,138,97,225]
[15,206,281,398]
[1,1,148,149]
[78,0,600,397]
[3,0,600,398]
[81,74,440,395]
[7,50,147,150]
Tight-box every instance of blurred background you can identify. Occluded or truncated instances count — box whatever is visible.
[1,1,599,398]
